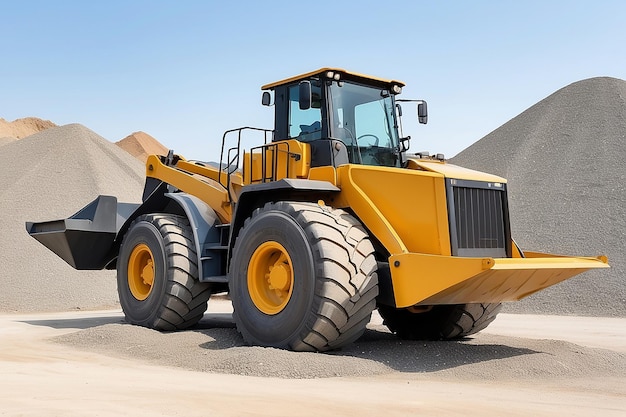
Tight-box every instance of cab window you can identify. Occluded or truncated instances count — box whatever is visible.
[288,84,322,142]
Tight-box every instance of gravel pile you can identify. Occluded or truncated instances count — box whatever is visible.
[0,124,145,312]
[451,76,626,317]
[0,137,17,147]
[53,318,626,379]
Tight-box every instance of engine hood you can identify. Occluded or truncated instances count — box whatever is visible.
[406,158,507,183]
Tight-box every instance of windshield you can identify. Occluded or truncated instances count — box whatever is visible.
[328,81,400,167]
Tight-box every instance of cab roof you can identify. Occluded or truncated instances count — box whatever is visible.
[261,67,406,90]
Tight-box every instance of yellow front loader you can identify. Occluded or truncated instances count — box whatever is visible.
[27,68,608,351]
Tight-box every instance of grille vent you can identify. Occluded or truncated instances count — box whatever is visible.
[448,180,510,257]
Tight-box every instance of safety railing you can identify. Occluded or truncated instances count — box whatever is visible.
[246,140,300,184]
[218,127,274,202]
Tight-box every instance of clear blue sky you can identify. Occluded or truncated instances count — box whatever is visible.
[2,1,625,160]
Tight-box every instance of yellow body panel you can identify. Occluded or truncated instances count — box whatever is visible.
[333,165,451,256]
[407,158,507,183]
[308,166,338,185]
[175,159,243,189]
[145,155,233,223]
[243,140,310,184]
[389,252,609,307]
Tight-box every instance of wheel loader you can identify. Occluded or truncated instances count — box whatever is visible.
[27,68,609,351]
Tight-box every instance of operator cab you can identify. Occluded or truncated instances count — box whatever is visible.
[262,68,427,168]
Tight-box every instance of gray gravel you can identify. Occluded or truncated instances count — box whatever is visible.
[0,137,17,147]
[451,77,626,317]
[52,317,626,380]
[0,124,145,312]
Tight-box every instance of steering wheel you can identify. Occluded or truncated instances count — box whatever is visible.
[357,134,379,147]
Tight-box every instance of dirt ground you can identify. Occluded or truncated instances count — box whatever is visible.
[1,299,624,417]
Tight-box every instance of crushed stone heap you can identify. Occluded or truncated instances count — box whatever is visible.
[451,76,626,317]
[0,137,17,147]
[0,124,146,313]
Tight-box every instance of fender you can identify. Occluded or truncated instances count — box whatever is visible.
[112,181,226,281]
[163,193,226,282]
[229,178,340,256]
[110,187,226,281]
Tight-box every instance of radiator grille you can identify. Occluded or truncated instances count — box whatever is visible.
[449,181,508,257]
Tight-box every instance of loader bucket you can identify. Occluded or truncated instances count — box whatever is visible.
[26,195,139,270]
[388,251,610,308]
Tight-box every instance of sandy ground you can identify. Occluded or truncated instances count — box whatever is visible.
[1,299,624,417]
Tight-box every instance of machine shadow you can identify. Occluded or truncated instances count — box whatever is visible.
[193,313,538,374]
[336,328,538,373]
[23,311,538,375]
[21,314,125,330]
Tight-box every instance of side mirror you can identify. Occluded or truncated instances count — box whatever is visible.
[261,91,272,106]
[299,81,312,110]
[418,101,428,124]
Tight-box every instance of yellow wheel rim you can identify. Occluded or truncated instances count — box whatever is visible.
[248,241,294,315]
[127,243,155,301]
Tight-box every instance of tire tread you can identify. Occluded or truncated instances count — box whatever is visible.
[231,202,378,351]
[379,302,502,340]
[118,214,211,331]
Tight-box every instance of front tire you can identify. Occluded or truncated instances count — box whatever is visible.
[230,202,378,351]
[117,214,211,330]
[378,303,502,340]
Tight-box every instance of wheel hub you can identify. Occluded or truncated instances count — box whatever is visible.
[248,241,294,315]
[268,264,290,291]
[128,243,154,301]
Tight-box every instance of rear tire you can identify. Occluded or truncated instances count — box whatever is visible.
[378,303,502,340]
[117,214,212,330]
[230,202,378,351]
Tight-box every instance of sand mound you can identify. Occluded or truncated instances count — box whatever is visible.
[115,131,168,162]
[0,124,146,313]
[451,76,626,317]
[0,117,56,139]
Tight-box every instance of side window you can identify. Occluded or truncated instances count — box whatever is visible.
[288,84,322,142]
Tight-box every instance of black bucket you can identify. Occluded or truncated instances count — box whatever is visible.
[26,195,137,270]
